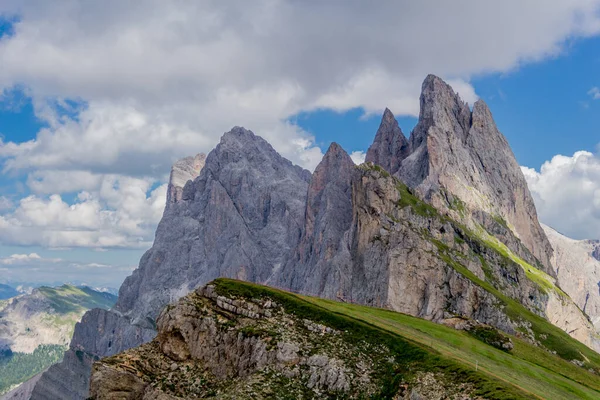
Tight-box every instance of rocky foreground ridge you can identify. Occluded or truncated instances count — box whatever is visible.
[11,75,600,399]
[89,279,600,400]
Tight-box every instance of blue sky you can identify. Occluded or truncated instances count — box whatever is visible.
[1,2,600,288]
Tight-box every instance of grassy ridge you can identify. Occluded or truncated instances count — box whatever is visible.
[213,278,600,400]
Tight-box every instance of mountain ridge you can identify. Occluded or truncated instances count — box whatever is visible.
[11,74,600,399]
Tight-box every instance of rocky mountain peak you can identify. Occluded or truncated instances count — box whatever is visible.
[206,126,311,184]
[303,142,355,241]
[366,75,554,273]
[365,107,409,175]
[277,142,357,295]
[317,142,354,176]
[411,74,472,150]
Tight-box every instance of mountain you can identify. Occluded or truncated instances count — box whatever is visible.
[115,127,310,325]
[13,75,600,399]
[0,285,18,301]
[0,285,116,395]
[543,224,600,329]
[90,279,600,400]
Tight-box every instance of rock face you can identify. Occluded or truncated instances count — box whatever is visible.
[544,224,600,329]
[277,142,358,298]
[375,75,554,274]
[365,108,409,175]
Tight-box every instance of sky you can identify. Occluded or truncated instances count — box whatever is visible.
[0,1,600,288]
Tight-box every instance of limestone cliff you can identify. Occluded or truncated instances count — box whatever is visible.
[115,127,310,325]
[364,108,409,175]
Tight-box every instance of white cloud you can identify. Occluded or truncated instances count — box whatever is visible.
[1,1,599,174]
[0,253,60,265]
[589,86,600,99]
[0,1,599,252]
[0,175,167,248]
[522,150,600,240]
[350,151,366,165]
[0,196,13,211]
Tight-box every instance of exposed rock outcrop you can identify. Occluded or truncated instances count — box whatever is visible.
[365,108,409,175]
[22,129,311,399]
[277,142,358,298]
[89,282,482,399]
[115,127,310,324]
[166,153,206,208]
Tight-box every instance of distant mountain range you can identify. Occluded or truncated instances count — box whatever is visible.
[0,285,116,395]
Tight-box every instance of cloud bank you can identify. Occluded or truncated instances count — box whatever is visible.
[523,150,600,240]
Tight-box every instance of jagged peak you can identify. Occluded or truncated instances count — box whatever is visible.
[314,142,354,176]
[172,153,205,171]
[206,126,311,184]
[419,74,469,115]
[365,107,409,175]
[382,107,395,122]
[324,142,349,158]
[220,126,257,144]
[471,99,492,122]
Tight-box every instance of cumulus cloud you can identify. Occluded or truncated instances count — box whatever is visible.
[0,175,167,248]
[1,1,600,173]
[522,151,600,240]
[0,253,47,264]
[0,0,599,251]
[0,196,13,211]
[350,151,367,165]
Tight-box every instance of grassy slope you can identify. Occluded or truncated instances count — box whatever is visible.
[214,278,600,400]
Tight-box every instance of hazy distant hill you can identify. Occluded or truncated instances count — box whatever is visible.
[0,285,117,394]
